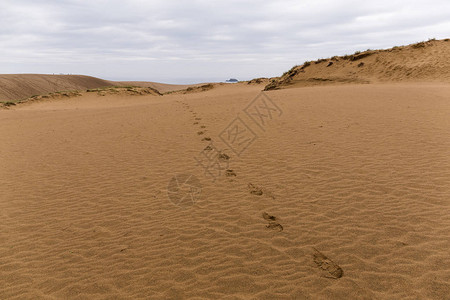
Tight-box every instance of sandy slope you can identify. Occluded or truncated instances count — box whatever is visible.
[0,82,449,299]
[0,74,202,102]
[117,81,207,93]
[0,74,114,102]
[265,39,450,90]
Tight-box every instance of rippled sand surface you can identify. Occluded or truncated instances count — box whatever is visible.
[1,83,449,299]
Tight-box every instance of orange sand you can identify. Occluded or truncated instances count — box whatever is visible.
[1,81,449,299]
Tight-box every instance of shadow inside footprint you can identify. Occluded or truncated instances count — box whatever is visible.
[262,212,276,221]
[218,153,230,162]
[197,131,205,135]
[266,222,283,232]
[225,169,237,177]
[312,248,343,279]
[202,137,211,141]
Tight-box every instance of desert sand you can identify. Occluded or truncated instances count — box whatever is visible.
[0,74,201,102]
[1,40,450,299]
[265,39,450,90]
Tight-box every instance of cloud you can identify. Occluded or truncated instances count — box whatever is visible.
[1,0,449,83]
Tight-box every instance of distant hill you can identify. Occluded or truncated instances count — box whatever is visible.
[265,38,450,90]
[0,74,206,101]
[0,74,116,101]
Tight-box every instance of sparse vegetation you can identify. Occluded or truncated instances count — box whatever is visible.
[264,38,449,91]
[412,42,426,48]
[282,65,299,77]
[315,58,327,64]
[350,51,373,61]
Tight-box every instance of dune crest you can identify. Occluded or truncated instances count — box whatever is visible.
[0,74,208,102]
[265,38,450,90]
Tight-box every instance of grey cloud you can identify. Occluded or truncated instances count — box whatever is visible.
[1,0,449,83]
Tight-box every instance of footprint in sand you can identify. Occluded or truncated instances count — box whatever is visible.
[262,212,276,221]
[248,183,263,195]
[202,137,211,141]
[262,212,283,231]
[197,131,205,135]
[266,222,283,232]
[218,152,230,162]
[312,248,343,279]
[193,122,199,125]
[200,125,206,128]
[225,169,237,177]
[195,117,201,120]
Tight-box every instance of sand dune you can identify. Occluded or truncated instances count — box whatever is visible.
[0,74,114,102]
[117,81,208,94]
[265,39,450,90]
[0,74,204,102]
[1,80,449,299]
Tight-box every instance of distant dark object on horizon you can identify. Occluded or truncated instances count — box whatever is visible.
[225,78,238,83]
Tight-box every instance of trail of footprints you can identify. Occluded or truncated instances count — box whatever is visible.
[177,99,234,178]
[177,100,343,279]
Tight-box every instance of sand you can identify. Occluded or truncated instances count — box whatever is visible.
[0,74,202,102]
[265,39,450,90]
[1,80,449,299]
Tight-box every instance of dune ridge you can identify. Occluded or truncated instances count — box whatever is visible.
[0,74,205,102]
[265,38,450,90]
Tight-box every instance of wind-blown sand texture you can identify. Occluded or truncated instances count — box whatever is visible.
[1,80,449,299]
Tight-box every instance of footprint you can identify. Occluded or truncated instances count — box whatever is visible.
[312,248,343,279]
[200,125,206,128]
[262,212,276,221]
[266,222,283,232]
[193,122,199,125]
[225,169,237,177]
[202,137,211,141]
[262,212,282,231]
[195,118,201,120]
[197,131,205,135]
[218,152,230,162]
[204,145,213,151]
[248,183,263,196]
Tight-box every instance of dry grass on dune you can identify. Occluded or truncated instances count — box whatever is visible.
[116,81,209,94]
[265,38,450,90]
[0,86,163,109]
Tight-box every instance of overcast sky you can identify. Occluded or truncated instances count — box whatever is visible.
[1,0,449,83]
